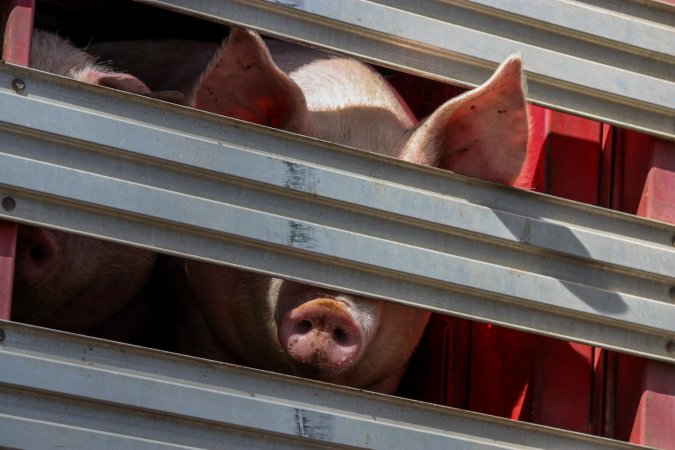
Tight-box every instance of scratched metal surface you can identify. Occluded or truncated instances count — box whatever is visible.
[0,63,674,363]
[0,320,643,449]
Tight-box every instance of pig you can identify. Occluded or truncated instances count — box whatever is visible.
[10,30,161,343]
[29,29,153,95]
[91,28,529,392]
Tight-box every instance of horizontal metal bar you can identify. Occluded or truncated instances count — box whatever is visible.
[466,0,674,57]
[0,320,643,449]
[133,0,675,140]
[0,64,674,362]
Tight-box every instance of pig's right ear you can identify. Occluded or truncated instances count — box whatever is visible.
[400,55,529,186]
[191,27,308,131]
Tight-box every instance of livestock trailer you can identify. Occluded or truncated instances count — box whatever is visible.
[0,1,674,448]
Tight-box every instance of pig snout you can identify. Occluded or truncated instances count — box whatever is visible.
[278,298,365,377]
[14,226,60,286]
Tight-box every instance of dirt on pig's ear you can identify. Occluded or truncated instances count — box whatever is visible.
[191,27,308,132]
[400,55,530,186]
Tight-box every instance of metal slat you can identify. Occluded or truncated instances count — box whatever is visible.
[0,0,35,319]
[0,320,643,449]
[0,64,673,362]
[133,0,675,140]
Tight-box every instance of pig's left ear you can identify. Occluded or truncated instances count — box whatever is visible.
[401,55,529,186]
[191,27,307,131]
[84,71,152,95]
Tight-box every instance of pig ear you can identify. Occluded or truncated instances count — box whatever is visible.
[401,55,529,185]
[191,27,307,131]
[85,71,152,95]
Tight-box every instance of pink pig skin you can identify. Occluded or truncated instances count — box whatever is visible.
[92,28,529,393]
[10,31,160,343]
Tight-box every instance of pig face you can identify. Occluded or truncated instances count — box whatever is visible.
[183,263,431,393]
[9,31,158,337]
[272,279,432,392]
[179,28,530,393]
[12,226,156,332]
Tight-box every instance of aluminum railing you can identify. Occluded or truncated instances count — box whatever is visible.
[1,63,673,364]
[0,320,642,449]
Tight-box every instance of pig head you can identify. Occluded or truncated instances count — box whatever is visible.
[10,31,159,341]
[165,28,529,393]
[189,29,528,184]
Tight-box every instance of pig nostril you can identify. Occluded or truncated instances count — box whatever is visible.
[333,328,348,345]
[30,245,47,262]
[295,320,312,335]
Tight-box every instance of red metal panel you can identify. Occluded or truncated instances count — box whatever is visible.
[523,105,548,192]
[635,136,675,224]
[529,340,597,433]
[398,314,471,408]
[610,130,653,215]
[612,132,675,449]
[467,324,536,421]
[2,0,34,66]
[599,123,614,209]
[461,109,602,432]
[465,325,598,433]
[0,221,17,320]
[532,107,603,203]
[616,355,675,450]
[520,111,675,444]
[513,110,675,444]
[0,0,35,319]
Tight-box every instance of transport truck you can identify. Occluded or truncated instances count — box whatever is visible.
[1,1,673,448]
